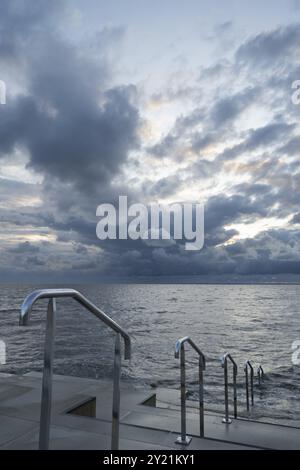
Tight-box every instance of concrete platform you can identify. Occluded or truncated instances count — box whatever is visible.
[0,372,299,450]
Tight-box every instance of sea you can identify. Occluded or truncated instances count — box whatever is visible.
[0,283,299,423]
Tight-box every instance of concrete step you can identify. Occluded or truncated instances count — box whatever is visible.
[0,372,299,450]
[123,403,300,450]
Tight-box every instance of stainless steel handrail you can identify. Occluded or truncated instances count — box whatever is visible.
[244,360,254,411]
[19,288,131,450]
[221,353,238,424]
[257,365,264,386]
[174,337,206,445]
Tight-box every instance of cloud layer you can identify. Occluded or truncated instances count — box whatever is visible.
[0,1,300,281]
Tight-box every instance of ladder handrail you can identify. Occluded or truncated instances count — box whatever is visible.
[221,352,238,372]
[175,336,206,367]
[244,360,254,410]
[221,352,238,423]
[257,365,264,385]
[19,288,131,451]
[20,288,131,359]
[174,337,206,445]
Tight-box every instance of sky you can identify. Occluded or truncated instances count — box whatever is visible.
[0,0,300,281]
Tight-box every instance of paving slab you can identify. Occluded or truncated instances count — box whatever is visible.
[0,372,299,450]
[123,406,300,450]
[0,415,38,447]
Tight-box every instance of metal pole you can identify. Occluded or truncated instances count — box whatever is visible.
[258,366,264,386]
[222,360,231,424]
[233,368,237,419]
[245,367,249,412]
[181,345,186,441]
[111,333,121,450]
[250,366,254,406]
[199,359,204,437]
[176,345,191,445]
[39,298,56,450]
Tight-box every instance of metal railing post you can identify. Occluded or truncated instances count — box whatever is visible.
[245,361,254,411]
[233,366,237,419]
[245,365,249,411]
[180,345,187,443]
[111,334,121,450]
[250,366,254,405]
[175,343,191,445]
[39,298,56,450]
[223,360,231,424]
[175,337,205,445]
[221,353,238,424]
[199,357,204,438]
[257,365,264,386]
[19,289,131,451]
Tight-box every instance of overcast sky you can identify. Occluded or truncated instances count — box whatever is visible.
[0,0,300,281]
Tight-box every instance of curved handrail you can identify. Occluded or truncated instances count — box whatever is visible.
[221,352,238,423]
[221,352,237,373]
[20,289,131,359]
[175,336,206,368]
[244,360,254,410]
[174,337,206,445]
[19,289,131,451]
[245,360,254,371]
[257,365,264,385]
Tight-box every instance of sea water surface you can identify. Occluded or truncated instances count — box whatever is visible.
[0,283,299,423]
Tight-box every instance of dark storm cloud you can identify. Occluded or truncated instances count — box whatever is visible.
[9,241,39,254]
[0,0,64,58]
[0,177,39,204]
[236,23,300,67]
[210,87,259,127]
[148,87,259,159]
[205,227,238,247]
[217,121,295,163]
[205,194,268,232]
[188,157,216,179]
[224,228,300,275]
[0,25,140,194]
[26,255,45,266]
[110,227,300,277]
[292,213,300,223]
[279,136,300,156]
[0,0,142,280]
[141,175,184,198]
